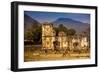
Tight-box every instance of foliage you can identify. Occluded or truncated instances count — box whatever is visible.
[24,30,33,40]
[24,23,76,45]
[67,28,76,36]
[58,24,68,33]
[24,24,42,45]
[32,25,42,44]
[54,24,76,36]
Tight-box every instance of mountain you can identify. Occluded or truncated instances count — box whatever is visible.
[52,18,89,33]
[24,14,89,34]
[24,14,40,31]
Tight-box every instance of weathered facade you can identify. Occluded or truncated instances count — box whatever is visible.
[58,31,68,49]
[42,22,55,49]
[42,23,89,50]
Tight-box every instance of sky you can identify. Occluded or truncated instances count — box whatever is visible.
[24,11,90,24]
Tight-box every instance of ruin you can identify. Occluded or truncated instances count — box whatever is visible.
[42,22,89,50]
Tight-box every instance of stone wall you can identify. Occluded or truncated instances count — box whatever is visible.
[42,23,89,50]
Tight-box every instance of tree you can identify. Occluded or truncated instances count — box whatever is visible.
[67,28,76,36]
[54,27,59,36]
[55,24,68,36]
[67,28,76,49]
[24,23,42,45]
[24,30,33,41]
[32,25,42,44]
[24,23,39,41]
[58,24,68,32]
